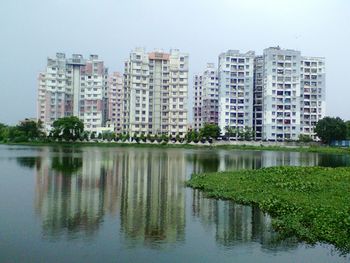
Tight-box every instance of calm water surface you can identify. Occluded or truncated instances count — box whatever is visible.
[0,145,349,263]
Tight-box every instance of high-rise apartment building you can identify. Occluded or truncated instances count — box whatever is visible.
[262,47,302,141]
[300,56,326,139]
[218,50,255,136]
[193,63,219,131]
[37,53,108,132]
[107,72,123,134]
[194,47,325,141]
[193,74,203,131]
[261,47,326,141]
[253,56,264,140]
[123,48,188,137]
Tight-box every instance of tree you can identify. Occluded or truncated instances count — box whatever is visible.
[102,131,115,141]
[161,134,169,143]
[146,134,152,142]
[346,121,350,140]
[199,123,221,139]
[140,133,146,142]
[81,131,90,141]
[240,126,255,141]
[90,131,96,140]
[224,126,254,140]
[315,117,347,144]
[298,134,313,143]
[0,123,7,141]
[121,133,130,142]
[185,130,199,142]
[224,126,238,138]
[17,119,44,140]
[52,116,84,141]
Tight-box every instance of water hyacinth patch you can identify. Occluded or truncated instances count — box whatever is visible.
[187,166,350,254]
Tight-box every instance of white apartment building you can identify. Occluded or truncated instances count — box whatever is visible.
[262,47,302,141]
[123,48,188,137]
[193,63,219,131]
[300,57,326,139]
[253,56,264,140]
[107,72,123,134]
[261,47,326,141]
[193,74,203,131]
[218,50,255,136]
[194,47,325,141]
[37,53,109,132]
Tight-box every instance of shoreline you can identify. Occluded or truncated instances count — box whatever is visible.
[1,141,350,155]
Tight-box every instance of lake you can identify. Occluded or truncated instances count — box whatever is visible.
[0,145,349,262]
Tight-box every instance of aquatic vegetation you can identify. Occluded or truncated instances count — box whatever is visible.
[187,166,350,253]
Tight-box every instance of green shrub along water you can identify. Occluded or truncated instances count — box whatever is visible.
[187,166,350,253]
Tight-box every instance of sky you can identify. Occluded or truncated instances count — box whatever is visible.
[0,0,349,124]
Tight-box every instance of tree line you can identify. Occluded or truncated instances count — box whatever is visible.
[0,116,350,144]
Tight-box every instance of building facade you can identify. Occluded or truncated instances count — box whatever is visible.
[107,72,124,134]
[261,47,326,141]
[123,48,188,137]
[218,50,255,137]
[193,74,203,131]
[262,47,302,141]
[253,56,264,140]
[193,63,219,131]
[194,47,326,141]
[37,53,109,132]
[300,56,326,139]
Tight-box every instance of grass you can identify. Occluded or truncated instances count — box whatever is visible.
[187,166,350,253]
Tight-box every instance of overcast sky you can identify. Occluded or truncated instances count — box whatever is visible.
[0,0,349,124]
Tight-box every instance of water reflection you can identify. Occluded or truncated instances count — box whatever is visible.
[119,150,186,247]
[16,156,42,169]
[30,147,186,245]
[192,190,298,251]
[19,147,350,249]
[34,149,116,239]
[51,157,83,174]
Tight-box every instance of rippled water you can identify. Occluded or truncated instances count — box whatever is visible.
[0,145,349,262]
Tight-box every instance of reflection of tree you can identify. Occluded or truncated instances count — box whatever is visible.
[51,156,82,175]
[318,154,350,167]
[120,149,186,248]
[192,190,298,252]
[34,148,121,240]
[189,151,220,174]
[220,151,262,170]
[16,156,42,169]
[40,171,105,239]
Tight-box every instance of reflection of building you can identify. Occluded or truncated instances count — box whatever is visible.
[33,147,186,245]
[34,147,121,239]
[192,190,297,250]
[120,149,186,247]
[188,149,328,178]
[260,151,320,167]
[29,147,347,247]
